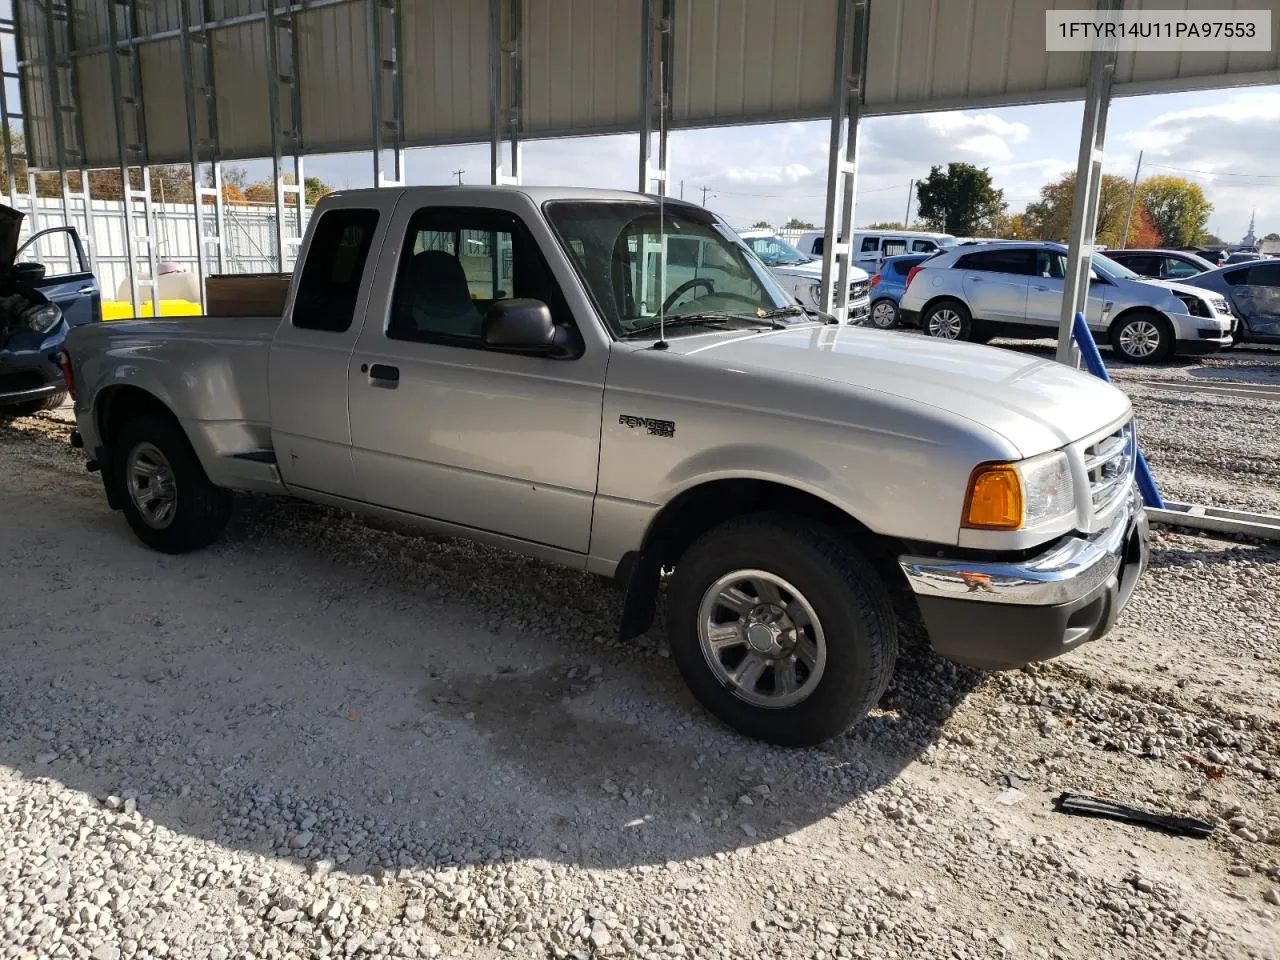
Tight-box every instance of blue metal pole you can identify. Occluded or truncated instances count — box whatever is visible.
[1071,311,1164,509]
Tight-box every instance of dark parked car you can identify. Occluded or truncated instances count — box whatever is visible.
[1104,248,1216,281]
[866,253,929,328]
[0,204,100,418]
[1179,259,1280,344]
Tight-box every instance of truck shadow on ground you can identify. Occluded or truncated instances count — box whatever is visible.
[1,455,985,877]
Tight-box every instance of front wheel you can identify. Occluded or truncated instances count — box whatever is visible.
[0,390,67,420]
[666,514,898,747]
[1110,311,1173,363]
[114,413,232,553]
[922,300,972,342]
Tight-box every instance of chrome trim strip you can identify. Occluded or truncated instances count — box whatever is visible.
[899,485,1142,607]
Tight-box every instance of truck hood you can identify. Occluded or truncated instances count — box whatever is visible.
[671,325,1131,457]
[769,259,869,282]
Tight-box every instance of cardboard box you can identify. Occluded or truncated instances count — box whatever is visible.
[205,273,292,317]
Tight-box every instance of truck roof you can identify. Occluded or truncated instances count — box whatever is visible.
[318,184,705,210]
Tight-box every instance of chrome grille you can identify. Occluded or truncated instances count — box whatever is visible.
[1083,421,1136,515]
[850,280,869,301]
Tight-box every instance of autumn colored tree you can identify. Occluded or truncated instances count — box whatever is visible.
[1022,172,1134,245]
[1136,175,1212,247]
[1123,205,1163,248]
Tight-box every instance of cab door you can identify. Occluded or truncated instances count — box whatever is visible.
[345,200,606,554]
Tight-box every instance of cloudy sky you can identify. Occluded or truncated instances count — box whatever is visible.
[295,85,1280,244]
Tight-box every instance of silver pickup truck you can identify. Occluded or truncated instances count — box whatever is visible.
[62,186,1149,747]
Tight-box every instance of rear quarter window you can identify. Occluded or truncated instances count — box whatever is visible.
[292,208,380,333]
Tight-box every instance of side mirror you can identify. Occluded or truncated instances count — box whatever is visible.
[12,261,46,284]
[482,298,566,357]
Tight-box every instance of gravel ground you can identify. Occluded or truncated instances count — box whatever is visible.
[1,352,1278,960]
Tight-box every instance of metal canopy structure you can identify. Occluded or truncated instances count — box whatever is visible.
[17,0,1280,171]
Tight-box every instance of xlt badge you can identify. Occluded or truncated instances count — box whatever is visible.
[619,414,675,438]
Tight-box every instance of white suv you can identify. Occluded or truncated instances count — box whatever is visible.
[896,241,1234,363]
[737,230,871,322]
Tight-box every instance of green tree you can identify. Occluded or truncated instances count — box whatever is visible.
[914,163,1006,236]
[862,220,904,230]
[783,217,815,230]
[304,176,333,206]
[1264,232,1280,242]
[751,219,772,229]
[1136,175,1212,247]
[1021,171,1136,245]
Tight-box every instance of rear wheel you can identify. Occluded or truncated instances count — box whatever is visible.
[922,300,972,342]
[666,513,898,747]
[870,299,899,329]
[114,413,232,553]
[1110,311,1173,364]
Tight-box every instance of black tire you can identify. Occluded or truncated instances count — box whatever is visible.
[114,412,232,553]
[0,390,67,419]
[1109,310,1173,364]
[666,513,898,747]
[869,298,899,330]
[1230,317,1245,347]
[921,299,973,342]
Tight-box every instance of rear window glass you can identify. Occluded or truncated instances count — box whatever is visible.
[292,208,380,333]
[955,249,1034,275]
[893,258,923,276]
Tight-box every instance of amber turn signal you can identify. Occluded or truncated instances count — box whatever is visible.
[962,464,1024,530]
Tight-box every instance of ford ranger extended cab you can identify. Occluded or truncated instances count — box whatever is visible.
[63,186,1149,747]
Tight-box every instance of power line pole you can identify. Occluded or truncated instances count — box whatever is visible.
[700,185,714,206]
[679,179,684,201]
[1120,149,1142,249]
[904,179,914,227]
[452,169,465,185]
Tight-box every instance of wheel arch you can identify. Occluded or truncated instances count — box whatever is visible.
[94,384,188,510]
[615,477,909,642]
[918,294,971,322]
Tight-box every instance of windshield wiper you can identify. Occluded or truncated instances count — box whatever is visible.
[758,303,838,324]
[622,312,785,338]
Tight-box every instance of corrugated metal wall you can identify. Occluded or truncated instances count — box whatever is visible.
[862,0,1280,115]
[18,0,1280,170]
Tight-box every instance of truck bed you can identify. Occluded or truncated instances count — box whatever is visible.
[67,314,284,494]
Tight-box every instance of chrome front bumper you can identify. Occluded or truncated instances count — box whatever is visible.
[897,485,1149,669]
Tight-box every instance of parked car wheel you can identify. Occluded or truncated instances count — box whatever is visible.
[922,300,973,342]
[1230,316,1245,346]
[0,390,66,420]
[665,513,897,747]
[870,299,899,329]
[1109,311,1173,364]
[114,412,232,554]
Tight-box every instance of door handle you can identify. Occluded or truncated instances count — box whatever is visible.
[78,286,96,295]
[968,275,983,281]
[368,363,399,387]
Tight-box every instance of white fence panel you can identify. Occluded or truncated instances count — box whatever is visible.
[13,196,311,303]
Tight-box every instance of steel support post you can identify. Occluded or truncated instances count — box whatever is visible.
[0,9,23,210]
[638,0,673,196]
[819,0,868,323]
[267,1,305,272]
[370,0,405,187]
[488,0,521,185]
[1056,0,1121,366]
[106,0,154,316]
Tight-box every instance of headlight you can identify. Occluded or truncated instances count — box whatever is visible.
[25,303,62,335]
[807,281,822,303]
[962,451,1076,531]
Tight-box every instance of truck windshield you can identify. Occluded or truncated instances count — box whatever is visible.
[543,200,796,338]
[743,234,811,266]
